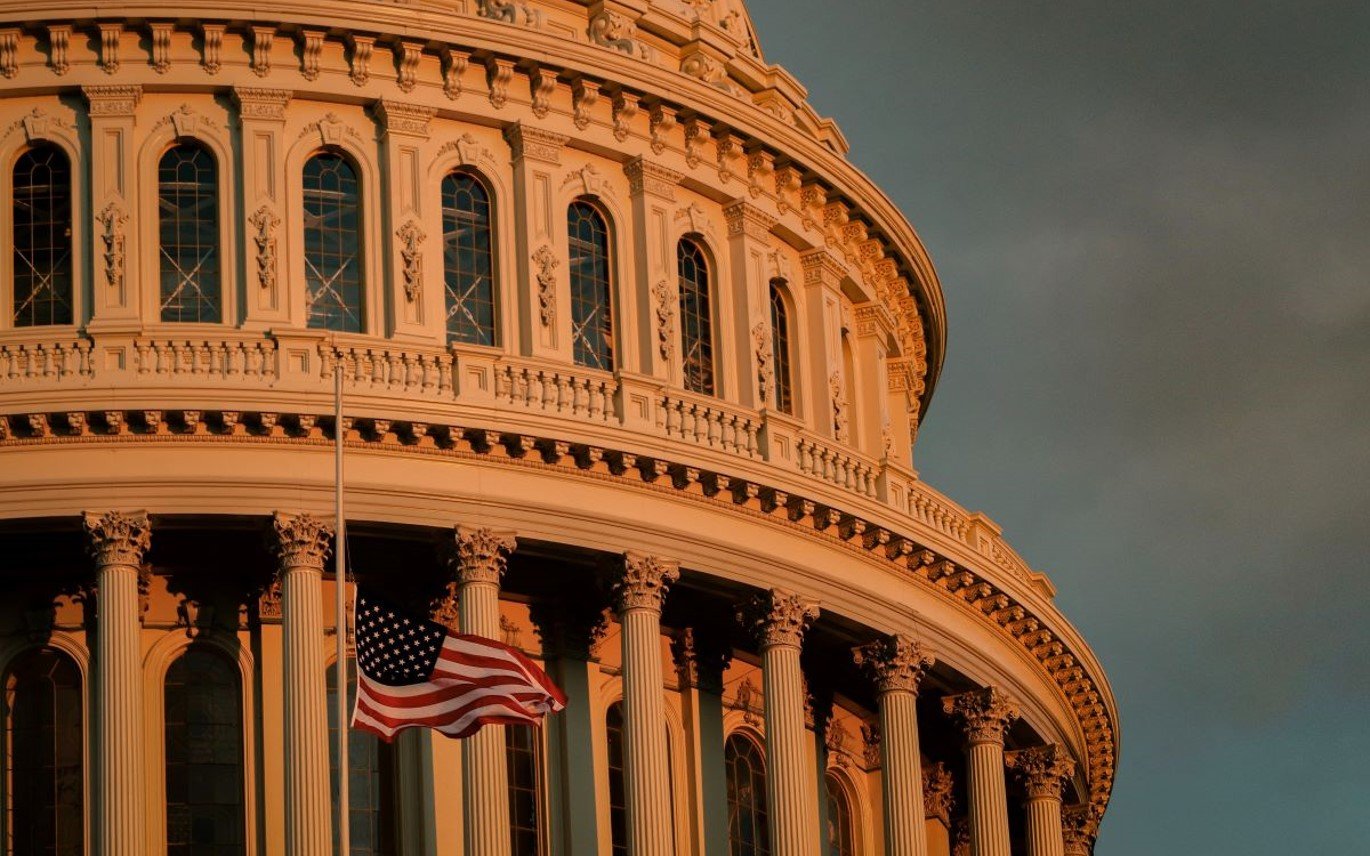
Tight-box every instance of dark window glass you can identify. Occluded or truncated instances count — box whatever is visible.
[567,201,614,371]
[677,239,715,395]
[4,648,84,856]
[12,145,73,326]
[825,774,855,856]
[506,725,541,855]
[442,172,496,346]
[304,152,363,332]
[725,733,769,856]
[769,281,793,414]
[606,704,627,856]
[327,661,396,856]
[164,647,243,856]
[158,143,221,322]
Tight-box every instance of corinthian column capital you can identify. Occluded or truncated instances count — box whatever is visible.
[610,551,679,614]
[942,686,1020,745]
[83,510,151,567]
[271,512,334,571]
[1062,805,1101,855]
[852,633,935,695]
[453,525,516,586]
[923,761,954,824]
[1006,743,1076,801]
[739,587,819,650]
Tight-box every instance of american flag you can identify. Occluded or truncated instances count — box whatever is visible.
[350,590,567,742]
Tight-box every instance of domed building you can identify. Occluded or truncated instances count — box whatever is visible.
[0,1,1116,855]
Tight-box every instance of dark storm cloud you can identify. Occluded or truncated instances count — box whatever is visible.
[746,2,1370,852]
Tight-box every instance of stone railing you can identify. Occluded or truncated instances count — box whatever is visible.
[493,361,617,423]
[0,328,1044,599]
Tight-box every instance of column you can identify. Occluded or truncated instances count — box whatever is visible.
[1005,744,1076,856]
[84,510,151,856]
[942,688,1020,856]
[271,512,335,856]
[1061,805,1099,856]
[740,588,820,856]
[453,526,517,856]
[854,635,936,856]
[609,552,680,856]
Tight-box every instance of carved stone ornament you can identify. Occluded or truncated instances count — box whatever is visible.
[477,0,542,27]
[349,35,373,86]
[48,25,71,75]
[649,103,677,155]
[530,66,557,119]
[271,512,334,572]
[1005,743,1077,801]
[233,87,292,122]
[454,526,516,586]
[653,280,675,361]
[97,202,128,292]
[99,24,121,74]
[610,551,680,614]
[853,634,935,695]
[922,762,954,823]
[860,721,882,769]
[825,721,855,767]
[739,588,819,650]
[487,57,514,109]
[150,23,172,74]
[942,687,1021,745]
[444,49,470,100]
[753,321,773,404]
[439,133,495,168]
[562,163,606,198]
[1062,805,1101,855]
[612,89,638,142]
[505,124,567,165]
[731,676,761,725]
[430,584,460,632]
[83,510,152,569]
[675,202,711,237]
[830,370,849,441]
[248,205,281,290]
[258,576,283,620]
[572,78,600,130]
[532,244,559,326]
[396,220,426,302]
[589,10,649,58]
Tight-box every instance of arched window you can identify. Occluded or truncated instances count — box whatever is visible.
[158,142,221,322]
[442,172,496,346]
[165,647,243,855]
[725,733,769,856]
[825,773,856,856]
[769,281,794,414]
[567,201,614,370]
[3,648,83,855]
[304,152,363,332]
[605,704,628,856]
[11,144,73,327]
[327,661,396,856]
[677,238,715,395]
[506,725,542,855]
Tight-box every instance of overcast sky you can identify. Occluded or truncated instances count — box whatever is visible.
[745,2,1370,852]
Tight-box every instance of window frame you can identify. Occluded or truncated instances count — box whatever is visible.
[566,198,618,373]
[768,279,797,415]
[676,236,718,396]
[0,132,84,331]
[154,140,223,324]
[440,169,499,348]
[300,148,368,335]
[724,730,770,856]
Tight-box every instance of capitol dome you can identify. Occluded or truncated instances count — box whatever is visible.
[0,1,1115,855]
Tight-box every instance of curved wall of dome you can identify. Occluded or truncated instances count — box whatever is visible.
[0,2,1116,855]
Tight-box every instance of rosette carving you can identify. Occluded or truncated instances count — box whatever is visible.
[271,512,334,571]
[852,634,935,695]
[942,687,1020,745]
[610,551,679,613]
[1006,743,1076,800]
[83,510,151,568]
[739,588,819,650]
[454,526,516,585]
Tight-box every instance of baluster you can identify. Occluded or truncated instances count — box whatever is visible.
[588,380,605,420]
[663,398,679,435]
[439,355,454,395]
[556,374,572,413]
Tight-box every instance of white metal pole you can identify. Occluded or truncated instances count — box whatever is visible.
[334,354,350,856]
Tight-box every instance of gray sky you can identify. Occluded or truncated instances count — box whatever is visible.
[745,1,1370,852]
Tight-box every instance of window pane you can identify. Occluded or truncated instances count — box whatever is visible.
[825,775,855,856]
[5,648,84,856]
[12,145,74,326]
[304,153,363,332]
[442,172,496,346]
[725,734,769,856]
[769,282,793,414]
[158,143,221,322]
[505,725,542,855]
[677,239,714,395]
[164,648,243,855]
[567,201,614,371]
[328,661,396,856]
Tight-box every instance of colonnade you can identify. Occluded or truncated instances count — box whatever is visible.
[80,510,1088,856]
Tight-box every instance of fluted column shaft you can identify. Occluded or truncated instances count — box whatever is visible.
[743,589,820,856]
[273,513,335,856]
[85,511,151,856]
[454,527,517,856]
[944,688,1020,856]
[1006,745,1076,856]
[611,552,680,856]
[855,636,935,856]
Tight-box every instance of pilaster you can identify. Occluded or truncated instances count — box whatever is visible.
[82,86,141,325]
[723,199,778,409]
[374,99,439,342]
[233,87,293,327]
[799,250,846,439]
[504,123,569,361]
[84,510,151,856]
[624,156,683,380]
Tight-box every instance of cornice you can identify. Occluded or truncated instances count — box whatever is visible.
[0,404,1116,818]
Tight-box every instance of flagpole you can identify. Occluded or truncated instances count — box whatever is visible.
[334,348,350,856]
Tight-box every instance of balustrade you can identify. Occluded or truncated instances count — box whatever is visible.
[0,336,92,383]
[795,433,879,498]
[658,390,761,459]
[494,362,617,423]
